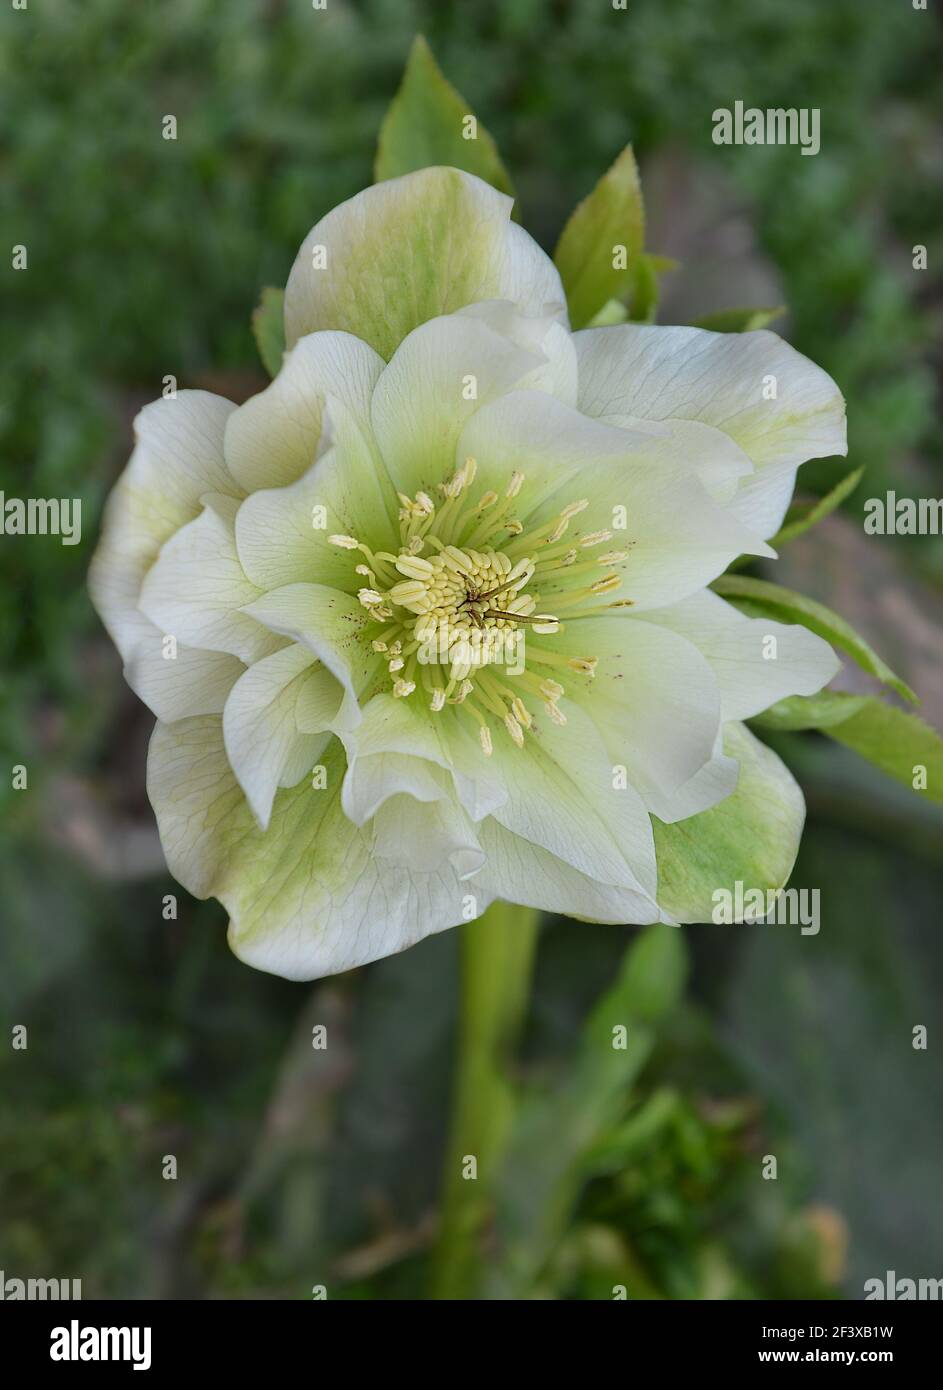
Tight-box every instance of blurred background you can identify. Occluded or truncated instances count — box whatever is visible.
[1,0,941,1299]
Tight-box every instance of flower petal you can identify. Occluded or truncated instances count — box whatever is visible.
[89,391,246,719]
[476,819,662,925]
[653,721,806,923]
[457,300,578,407]
[636,589,841,721]
[284,167,566,360]
[590,414,754,505]
[547,614,726,821]
[370,310,554,496]
[373,783,485,879]
[138,493,277,664]
[222,643,341,830]
[240,582,380,726]
[224,331,385,493]
[147,719,491,979]
[457,390,773,609]
[484,702,660,903]
[234,418,398,595]
[574,324,847,536]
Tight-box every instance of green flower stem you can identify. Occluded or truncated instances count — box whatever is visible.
[430,900,540,1299]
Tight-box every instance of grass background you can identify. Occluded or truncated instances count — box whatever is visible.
[1,0,941,1298]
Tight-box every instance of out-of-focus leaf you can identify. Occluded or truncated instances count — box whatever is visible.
[627,253,678,323]
[586,297,629,327]
[485,924,686,1296]
[771,466,865,547]
[724,826,943,1292]
[753,692,943,803]
[374,35,513,199]
[712,574,917,703]
[252,287,285,377]
[553,146,645,329]
[693,305,785,333]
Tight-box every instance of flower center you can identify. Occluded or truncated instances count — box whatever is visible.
[329,456,630,755]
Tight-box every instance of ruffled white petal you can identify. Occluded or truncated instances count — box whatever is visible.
[370,311,551,497]
[458,390,773,609]
[574,324,847,536]
[234,421,398,595]
[547,614,726,821]
[138,493,277,664]
[147,719,493,979]
[240,582,380,728]
[635,589,841,721]
[89,391,246,719]
[476,819,663,925]
[223,331,385,493]
[222,643,340,830]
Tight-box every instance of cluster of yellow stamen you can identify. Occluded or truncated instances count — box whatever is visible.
[328,457,630,756]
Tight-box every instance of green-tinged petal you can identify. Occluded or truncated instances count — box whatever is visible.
[373,781,486,879]
[374,36,514,197]
[224,331,384,493]
[553,145,645,330]
[548,614,725,821]
[283,167,565,360]
[589,414,754,505]
[89,391,245,720]
[222,644,340,830]
[457,390,773,610]
[147,720,491,980]
[120,633,245,723]
[370,310,551,496]
[138,493,278,665]
[234,419,398,594]
[240,582,380,725]
[339,691,508,823]
[457,302,578,408]
[485,702,659,903]
[574,324,847,537]
[476,819,662,925]
[636,589,841,721]
[653,722,805,923]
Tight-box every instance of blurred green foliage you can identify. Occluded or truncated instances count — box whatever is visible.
[1,0,941,1299]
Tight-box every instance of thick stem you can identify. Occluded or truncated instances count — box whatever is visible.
[429,900,540,1299]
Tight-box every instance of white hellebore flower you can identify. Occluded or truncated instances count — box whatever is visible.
[90,168,846,980]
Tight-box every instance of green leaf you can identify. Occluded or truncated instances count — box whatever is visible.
[653,722,805,923]
[693,305,785,333]
[751,692,943,803]
[770,465,865,547]
[712,574,917,703]
[553,145,645,329]
[251,287,285,377]
[374,36,513,200]
[749,690,870,732]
